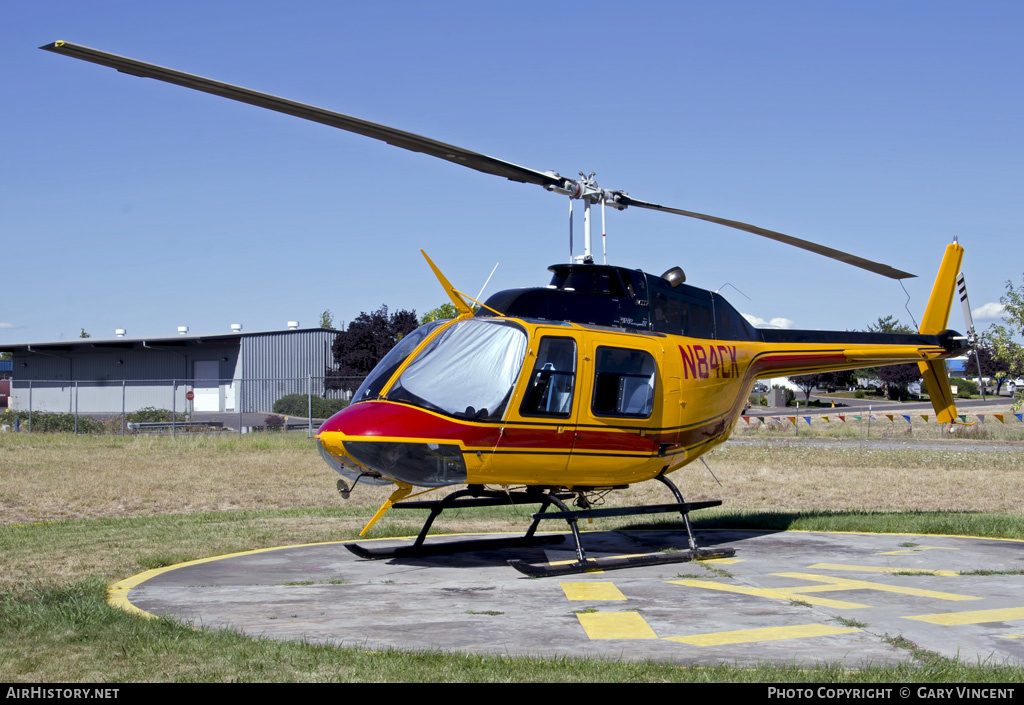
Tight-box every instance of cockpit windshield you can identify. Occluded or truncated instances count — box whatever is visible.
[386,319,528,420]
[351,319,447,404]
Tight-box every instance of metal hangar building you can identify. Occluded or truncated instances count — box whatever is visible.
[0,325,340,414]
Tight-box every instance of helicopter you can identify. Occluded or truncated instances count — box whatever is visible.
[42,41,970,577]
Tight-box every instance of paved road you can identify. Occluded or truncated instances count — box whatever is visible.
[746,393,1017,417]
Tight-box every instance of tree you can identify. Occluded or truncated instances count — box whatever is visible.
[324,305,418,393]
[993,273,1024,411]
[419,303,459,325]
[965,340,1011,394]
[80,328,91,338]
[1000,272,1024,337]
[787,371,857,402]
[319,309,335,329]
[865,316,920,400]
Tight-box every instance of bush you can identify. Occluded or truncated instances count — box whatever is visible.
[954,378,979,399]
[272,394,349,419]
[0,410,102,433]
[264,414,285,431]
[125,407,186,423]
[854,390,866,399]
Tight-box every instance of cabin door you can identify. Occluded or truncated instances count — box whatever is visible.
[489,334,580,483]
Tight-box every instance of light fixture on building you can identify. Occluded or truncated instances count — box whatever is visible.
[178,326,189,335]
[230,323,242,333]
[115,329,126,338]
[287,321,299,330]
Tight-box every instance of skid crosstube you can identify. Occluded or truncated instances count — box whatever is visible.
[345,534,565,560]
[343,478,732,577]
[344,486,573,561]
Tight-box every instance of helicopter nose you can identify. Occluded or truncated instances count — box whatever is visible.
[317,402,489,488]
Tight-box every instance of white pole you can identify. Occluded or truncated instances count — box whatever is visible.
[601,196,607,264]
[584,199,592,261]
[568,198,574,260]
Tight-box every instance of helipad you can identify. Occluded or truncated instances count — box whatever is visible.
[113,529,1024,667]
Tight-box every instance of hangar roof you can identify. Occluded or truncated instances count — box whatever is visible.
[0,327,338,355]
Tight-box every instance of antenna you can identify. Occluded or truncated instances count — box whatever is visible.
[475,262,500,302]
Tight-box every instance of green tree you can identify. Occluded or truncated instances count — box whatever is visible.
[319,309,335,329]
[1000,272,1024,337]
[865,316,919,400]
[80,328,91,338]
[993,273,1024,410]
[788,371,857,402]
[419,303,460,325]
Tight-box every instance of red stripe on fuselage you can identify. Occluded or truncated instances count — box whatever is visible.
[319,401,727,455]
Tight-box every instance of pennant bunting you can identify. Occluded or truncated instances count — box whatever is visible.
[921,415,929,422]
[902,415,911,423]
[823,416,831,422]
[742,416,750,424]
[959,414,967,422]
[854,415,862,421]
[804,417,811,425]
[1016,414,1023,422]
[994,414,1004,424]
[787,416,797,425]
[886,414,894,423]
[838,415,846,422]
[977,414,985,423]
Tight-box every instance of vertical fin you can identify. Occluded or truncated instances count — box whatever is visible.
[918,242,964,335]
[916,242,965,424]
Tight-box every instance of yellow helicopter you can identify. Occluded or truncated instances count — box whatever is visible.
[42,41,969,576]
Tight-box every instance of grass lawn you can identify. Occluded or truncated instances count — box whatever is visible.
[2,431,1023,682]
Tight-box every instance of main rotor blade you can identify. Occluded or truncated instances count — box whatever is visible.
[618,195,915,280]
[41,41,916,280]
[40,41,561,189]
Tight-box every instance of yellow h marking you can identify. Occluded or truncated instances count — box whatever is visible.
[665,624,860,646]
[576,612,659,639]
[560,582,627,601]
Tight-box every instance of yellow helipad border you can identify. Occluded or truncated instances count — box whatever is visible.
[106,529,1024,621]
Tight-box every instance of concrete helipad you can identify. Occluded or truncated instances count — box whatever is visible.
[113,529,1024,667]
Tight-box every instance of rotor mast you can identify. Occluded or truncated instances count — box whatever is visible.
[545,172,623,264]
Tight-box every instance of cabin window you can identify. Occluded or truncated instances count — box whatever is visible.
[386,319,527,421]
[591,346,656,418]
[520,337,577,417]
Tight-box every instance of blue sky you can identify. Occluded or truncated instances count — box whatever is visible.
[3,1,1021,343]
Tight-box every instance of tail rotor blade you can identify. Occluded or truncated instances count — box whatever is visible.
[957,272,977,340]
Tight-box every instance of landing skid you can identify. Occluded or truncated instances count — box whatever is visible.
[343,477,734,577]
[344,486,571,561]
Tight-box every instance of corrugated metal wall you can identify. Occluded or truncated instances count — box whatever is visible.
[240,329,341,412]
[6,329,344,414]
[9,341,241,412]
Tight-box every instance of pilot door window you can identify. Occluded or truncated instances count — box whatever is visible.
[519,337,577,417]
[591,346,656,418]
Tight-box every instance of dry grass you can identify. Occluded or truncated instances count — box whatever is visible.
[2,430,1023,682]
[3,432,1023,528]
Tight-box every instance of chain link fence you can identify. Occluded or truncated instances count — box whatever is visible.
[1,376,366,436]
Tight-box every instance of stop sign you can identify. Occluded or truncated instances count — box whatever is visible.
[186,391,194,401]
